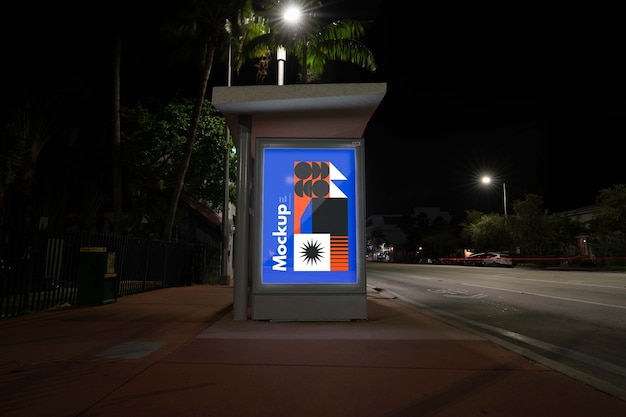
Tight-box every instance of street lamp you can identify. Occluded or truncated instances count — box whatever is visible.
[277,5,302,86]
[281,4,307,83]
[283,4,302,23]
[481,176,507,217]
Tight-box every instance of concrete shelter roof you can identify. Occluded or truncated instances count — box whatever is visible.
[212,83,386,114]
[211,83,386,158]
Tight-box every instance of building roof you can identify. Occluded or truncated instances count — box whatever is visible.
[179,190,222,231]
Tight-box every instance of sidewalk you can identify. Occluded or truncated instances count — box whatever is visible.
[1,284,625,417]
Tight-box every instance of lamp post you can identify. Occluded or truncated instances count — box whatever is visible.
[281,4,305,83]
[481,176,507,217]
[277,46,286,85]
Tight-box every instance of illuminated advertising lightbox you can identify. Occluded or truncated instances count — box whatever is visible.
[254,138,365,288]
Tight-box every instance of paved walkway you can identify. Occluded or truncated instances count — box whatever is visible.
[1,284,625,417]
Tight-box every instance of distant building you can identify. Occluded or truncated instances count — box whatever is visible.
[366,215,407,245]
[365,215,407,262]
[565,204,598,259]
[365,207,453,262]
[411,207,452,227]
[366,208,452,244]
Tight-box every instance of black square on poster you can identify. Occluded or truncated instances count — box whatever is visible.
[312,199,348,235]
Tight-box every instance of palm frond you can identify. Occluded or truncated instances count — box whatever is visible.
[303,19,377,80]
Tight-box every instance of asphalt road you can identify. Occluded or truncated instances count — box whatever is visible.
[365,262,626,401]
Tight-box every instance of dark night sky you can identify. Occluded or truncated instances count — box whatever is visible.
[4,1,626,220]
[356,2,626,218]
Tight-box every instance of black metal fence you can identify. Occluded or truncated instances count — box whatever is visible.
[1,230,221,319]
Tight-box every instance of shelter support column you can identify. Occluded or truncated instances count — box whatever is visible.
[233,115,252,320]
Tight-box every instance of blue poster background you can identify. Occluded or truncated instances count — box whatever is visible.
[261,147,358,284]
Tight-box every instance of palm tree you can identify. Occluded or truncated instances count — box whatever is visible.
[226,7,273,83]
[110,5,160,235]
[161,0,377,240]
[0,100,57,241]
[161,0,254,241]
[246,1,377,83]
[112,33,123,234]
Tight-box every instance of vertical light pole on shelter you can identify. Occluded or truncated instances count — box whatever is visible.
[279,4,305,84]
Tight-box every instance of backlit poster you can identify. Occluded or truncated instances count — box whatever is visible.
[255,138,364,286]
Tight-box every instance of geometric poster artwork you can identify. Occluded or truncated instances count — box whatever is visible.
[258,144,360,285]
[292,161,348,272]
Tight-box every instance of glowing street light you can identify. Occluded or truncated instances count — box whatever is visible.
[282,5,302,23]
[481,176,507,217]
[280,3,307,83]
[277,5,302,85]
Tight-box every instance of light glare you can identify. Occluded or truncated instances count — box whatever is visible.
[283,5,302,24]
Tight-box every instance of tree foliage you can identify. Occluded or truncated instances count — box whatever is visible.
[0,99,61,241]
[160,0,252,241]
[508,194,550,255]
[1,0,381,243]
[460,211,510,252]
[460,194,583,258]
[588,184,626,260]
[120,100,235,238]
[244,1,377,83]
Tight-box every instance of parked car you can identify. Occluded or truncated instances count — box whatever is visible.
[464,252,513,267]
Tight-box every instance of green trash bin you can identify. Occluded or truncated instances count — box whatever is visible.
[77,247,119,306]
